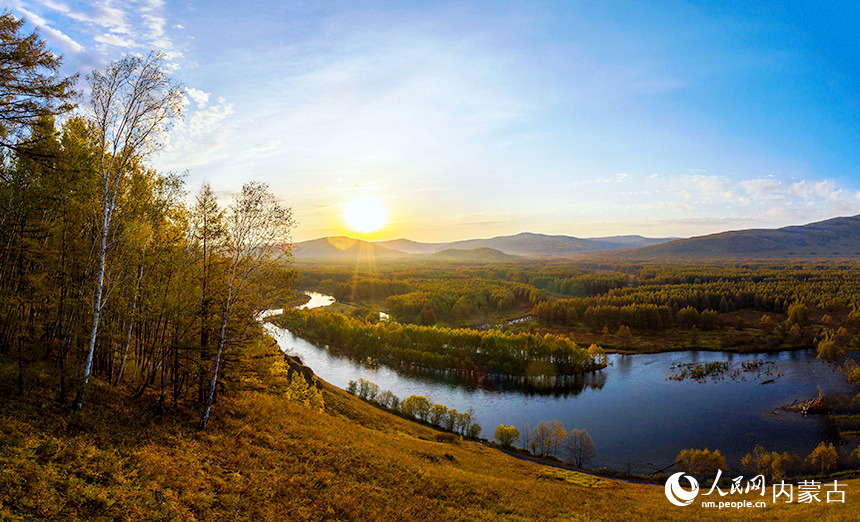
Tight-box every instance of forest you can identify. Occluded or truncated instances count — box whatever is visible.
[0,14,297,429]
[294,259,860,355]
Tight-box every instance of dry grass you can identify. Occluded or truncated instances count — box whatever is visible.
[1,342,858,521]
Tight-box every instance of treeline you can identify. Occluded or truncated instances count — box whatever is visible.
[281,310,606,376]
[346,378,481,438]
[676,442,858,478]
[0,18,294,428]
[535,301,721,330]
[535,269,860,331]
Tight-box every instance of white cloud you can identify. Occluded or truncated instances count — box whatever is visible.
[94,32,136,47]
[185,87,210,107]
[155,96,236,169]
[17,7,86,55]
[13,0,181,71]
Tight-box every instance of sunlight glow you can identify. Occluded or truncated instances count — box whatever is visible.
[343,198,388,233]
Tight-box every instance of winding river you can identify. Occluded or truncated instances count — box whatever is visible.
[264,292,853,473]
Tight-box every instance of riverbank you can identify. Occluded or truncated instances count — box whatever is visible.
[2,337,857,520]
[267,299,853,473]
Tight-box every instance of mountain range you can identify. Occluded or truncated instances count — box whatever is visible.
[293,215,860,261]
[293,232,677,261]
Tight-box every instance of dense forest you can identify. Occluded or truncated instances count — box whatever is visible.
[295,260,860,354]
[0,14,296,428]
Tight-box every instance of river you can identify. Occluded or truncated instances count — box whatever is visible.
[264,291,853,473]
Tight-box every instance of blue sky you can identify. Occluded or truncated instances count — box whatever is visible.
[8,0,860,241]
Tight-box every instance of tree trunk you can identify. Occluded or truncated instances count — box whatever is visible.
[17,336,23,396]
[73,201,110,411]
[199,314,228,430]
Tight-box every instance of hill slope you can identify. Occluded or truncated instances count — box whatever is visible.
[0,340,855,520]
[624,215,860,258]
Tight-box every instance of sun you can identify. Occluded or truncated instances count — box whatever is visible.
[343,198,388,233]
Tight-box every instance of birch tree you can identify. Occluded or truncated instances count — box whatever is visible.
[73,52,182,411]
[198,182,293,429]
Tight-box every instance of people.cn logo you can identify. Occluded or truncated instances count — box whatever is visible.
[664,472,699,506]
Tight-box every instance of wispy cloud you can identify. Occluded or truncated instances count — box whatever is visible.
[13,0,180,70]
[158,91,235,169]
[15,6,86,55]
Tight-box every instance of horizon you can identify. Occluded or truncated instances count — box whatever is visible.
[9,1,860,242]
[298,211,857,244]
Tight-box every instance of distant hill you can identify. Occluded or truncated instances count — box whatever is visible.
[620,215,860,258]
[292,216,860,260]
[589,235,680,248]
[374,238,446,254]
[377,233,677,257]
[431,247,518,261]
[294,237,409,261]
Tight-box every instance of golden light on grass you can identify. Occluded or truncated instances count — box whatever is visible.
[343,197,387,233]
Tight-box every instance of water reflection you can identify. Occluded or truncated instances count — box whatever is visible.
[267,292,854,473]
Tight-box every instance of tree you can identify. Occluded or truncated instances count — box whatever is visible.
[676,448,726,475]
[740,445,798,480]
[74,52,182,411]
[587,344,607,366]
[494,424,519,448]
[430,403,448,426]
[199,182,294,429]
[0,11,76,154]
[806,442,838,474]
[529,420,566,457]
[377,390,399,409]
[816,332,841,362]
[401,395,432,422]
[787,301,809,326]
[564,428,595,467]
[616,325,632,348]
[191,183,225,403]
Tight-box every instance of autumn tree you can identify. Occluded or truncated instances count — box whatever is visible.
[494,424,519,448]
[191,183,224,403]
[0,11,76,154]
[564,428,595,467]
[199,182,294,429]
[676,448,726,475]
[430,403,448,425]
[806,442,838,474]
[74,52,183,411]
[529,420,566,457]
[616,325,632,348]
[816,332,841,362]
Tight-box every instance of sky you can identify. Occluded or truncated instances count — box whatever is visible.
[7,0,860,242]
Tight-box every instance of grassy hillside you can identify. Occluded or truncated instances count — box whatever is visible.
[1,339,857,521]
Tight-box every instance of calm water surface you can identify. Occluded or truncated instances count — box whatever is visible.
[265,292,852,473]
